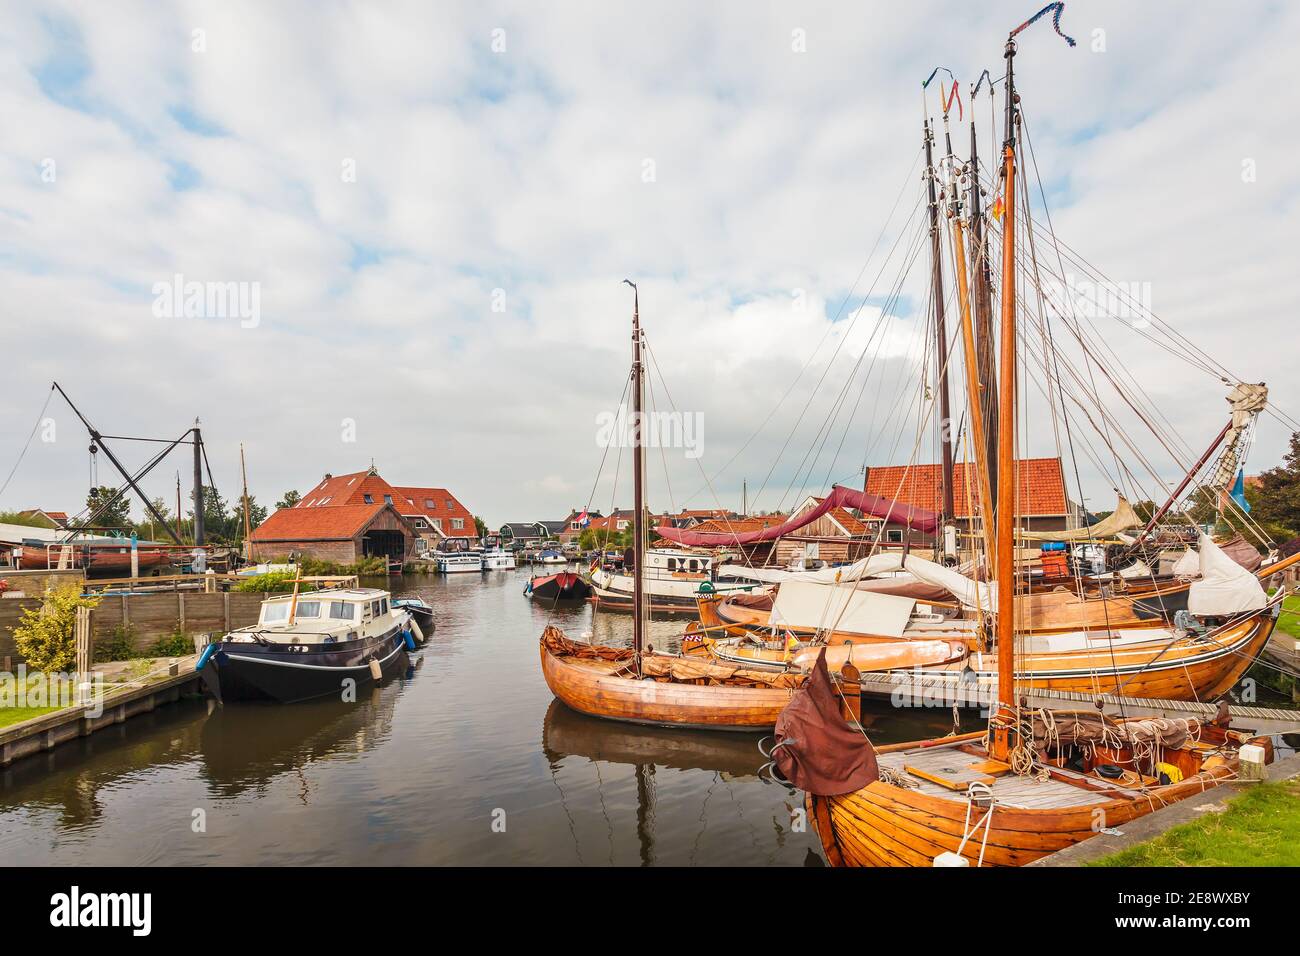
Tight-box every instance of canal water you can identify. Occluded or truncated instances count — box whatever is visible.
[0,570,957,866]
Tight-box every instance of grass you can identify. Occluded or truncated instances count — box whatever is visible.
[1090,778,1300,866]
[0,673,70,729]
[1275,593,1300,641]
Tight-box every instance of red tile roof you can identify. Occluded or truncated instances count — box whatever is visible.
[685,515,790,535]
[291,470,476,537]
[864,458,1068,518]
[390,486,475,537]
[251,503,388,541]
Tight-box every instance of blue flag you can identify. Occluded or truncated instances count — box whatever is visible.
[1230,469,1251,513]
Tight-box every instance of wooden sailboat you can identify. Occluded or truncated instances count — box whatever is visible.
[539,284,861,731]
[774,10,1275,865]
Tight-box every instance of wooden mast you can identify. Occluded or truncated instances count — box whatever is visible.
[240,442,254,561]
[969,118,999,508]
[625,279,645,677]
[992,35,1019,762]
[943,115,996,567]
[925,121,956,529]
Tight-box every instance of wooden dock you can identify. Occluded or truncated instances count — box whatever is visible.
[858,670,1300,736]
[0,657,202,768]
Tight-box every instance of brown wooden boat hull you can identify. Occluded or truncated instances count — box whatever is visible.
[700,596,1276,702]
[540,643,797,731]
[807,733,1244,867]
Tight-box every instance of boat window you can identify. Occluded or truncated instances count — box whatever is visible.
[688,559,699,573]
[371,600,383,617]
[329,601,356,621]
[380,598,389,614]
[262,602,289,623]
[296,601,321,618]
[667,558,677,571]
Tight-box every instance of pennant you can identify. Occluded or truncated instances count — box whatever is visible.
[991,195,1005,221]
[1230,470,1251,513]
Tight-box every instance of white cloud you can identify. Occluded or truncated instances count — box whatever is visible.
[1,1,1296,528]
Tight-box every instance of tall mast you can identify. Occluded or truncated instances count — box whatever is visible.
[625,279,645,677]
[992,36,1019,762]
[192,422,205,546]
[944,116,996,568]
[240,442,253,560]
[969,119,1000,508]
[924,120,956,528]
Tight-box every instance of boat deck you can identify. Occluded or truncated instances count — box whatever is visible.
[878,741,1121,810]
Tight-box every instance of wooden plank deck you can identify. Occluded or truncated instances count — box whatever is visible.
[879,744,1118,810]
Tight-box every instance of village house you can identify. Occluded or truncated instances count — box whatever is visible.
[863,457,1081,550]
[250,466,475,563]
[498,522,557,547]
[666,508,738,529]
[15,509,70,530]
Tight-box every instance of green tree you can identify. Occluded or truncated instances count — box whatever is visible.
[86,486,131,529]
[0,510,56,529]
[276,489,301,510]
[135,497,173,542]
[474,515,488,537]
[1249,432,1300,541]
[12,583,101,672]
[188,485,235,542]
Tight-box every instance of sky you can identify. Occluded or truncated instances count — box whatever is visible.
[1,0,1296,529]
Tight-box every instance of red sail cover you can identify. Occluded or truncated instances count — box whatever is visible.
[655,484,938,546]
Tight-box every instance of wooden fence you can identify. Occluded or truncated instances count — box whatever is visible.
[0,590,265,665]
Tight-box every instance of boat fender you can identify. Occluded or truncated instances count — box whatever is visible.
[403,629,417,652]
[196,643,218,671]
[369,659,383,681]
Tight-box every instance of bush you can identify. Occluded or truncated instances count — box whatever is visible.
[95,624,138,664]
[148,628,194,658]
[236,570,298,593]
[12,583,102,672]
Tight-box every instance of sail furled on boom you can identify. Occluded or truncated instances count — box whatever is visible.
[1208,382,1267,489]
[655,484,939,546]
[1019,494,1140,542]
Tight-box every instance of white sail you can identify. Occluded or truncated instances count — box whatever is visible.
[1187,534,1267,616]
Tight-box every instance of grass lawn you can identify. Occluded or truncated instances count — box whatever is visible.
[0,703,65,729]
[1091,778,1300,866]
[1276,593,1300,640]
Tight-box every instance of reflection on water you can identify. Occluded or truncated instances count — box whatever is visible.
[0,569,969,865]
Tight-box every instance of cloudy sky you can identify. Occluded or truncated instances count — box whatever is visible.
[1,1,1296,528]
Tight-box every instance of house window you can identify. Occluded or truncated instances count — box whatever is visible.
[571,521,580,530]
[806,543,820,560]
[433,519,443,530]
[425,499,436,509]
[415,518,427,529]
[363,494,374,504]
[452,518,465,530]
[617,520,628,530]
[383,495,393,505]
[886,529,903,543]
[445,499,454,510]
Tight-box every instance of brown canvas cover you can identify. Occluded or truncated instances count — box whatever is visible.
[1218,533,1263,572]
[772,649,878,796]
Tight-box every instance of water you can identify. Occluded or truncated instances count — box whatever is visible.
[0,569,952,866]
